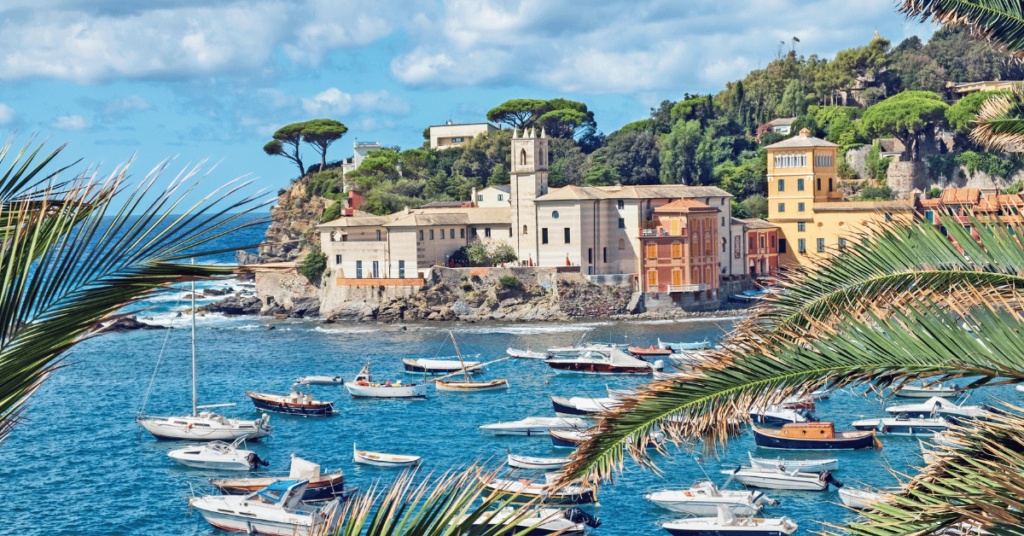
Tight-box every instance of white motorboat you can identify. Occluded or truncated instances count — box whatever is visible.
[748,405,816,426]
[1017,384,1024,393]
[137,274,272,442]
[851,416,950,436]
[480,417,590,436]
[893,382,960,398]
[210,454,349,502]
[190,480,342,536]
[646,480,777,516]
[551,395,622,417]
[346,363,427,399]
[507,451,571,470]
[296,375,345,385]
[479,475,597,505]
[402,357,482,374]
[721,466,842,491]
[921,431,963,464]
[748,452,838,473]
[657,339,713,351]
[506,347,548,359]
[352,444,420,468]
[546,345,663,375]
[662,506,798,536]
[884,396,992,422]
[168,437,268,471]
[838,487,882,510]
[546,342,621,359]
[454,506,599,535]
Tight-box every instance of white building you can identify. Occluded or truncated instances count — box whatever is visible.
[429,122,498,150]
[475,185,511,208]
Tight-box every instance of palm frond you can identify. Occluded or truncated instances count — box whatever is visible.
[0,141,272,444]
[970,83,1024,150]
[899,0,1024,58]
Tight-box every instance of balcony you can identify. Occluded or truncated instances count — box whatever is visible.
[668,284,706,292]
[640,226,687,238]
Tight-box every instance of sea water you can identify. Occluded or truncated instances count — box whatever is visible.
[0,214,1007,535]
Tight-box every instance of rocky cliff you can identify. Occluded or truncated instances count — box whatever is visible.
[259,181,329,262]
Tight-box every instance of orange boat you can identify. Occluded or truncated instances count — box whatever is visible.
[628,345,674,357]
[752,422,881,450]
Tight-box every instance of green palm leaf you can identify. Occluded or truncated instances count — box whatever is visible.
[970,83,1024,150]
[0,141,271,445]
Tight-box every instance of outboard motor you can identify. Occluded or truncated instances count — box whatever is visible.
[247,453,270,470]
[563,507,601,528]
[653,359,665,371]
[820,471,844,489]
[797,409,818,422]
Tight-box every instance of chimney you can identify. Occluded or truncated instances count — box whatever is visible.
[404,205,410,214]
[471,187,478,207]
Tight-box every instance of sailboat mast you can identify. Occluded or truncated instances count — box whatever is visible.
[191,259,197,417]
[450,332,471,383]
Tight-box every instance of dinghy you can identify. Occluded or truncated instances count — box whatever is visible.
[657,339,713,351]
[454,506,599,535]
[402,357,482,374]
[506,347,548,359]
[893,382,960,398]
[851,416,950,436]
[747,452,838,473]
[246,389,334,417]
[550,429,594,448]
[434,332,509,392]
[168,437,269,471]
[190,480,342,536]
[628,345,675,357]
[646,479,777,516]
[478,475,597,505]
[209,454,349,502]
[352,444,420,468]
[507,451,571,470]
[346,363,427,399]
[752,422,880,450]
[838,487,882,510]
[551,395,621,417]
[295,375,344,385]
[480,417,590,436]
[722,466,842,491]
[661,506,798,536]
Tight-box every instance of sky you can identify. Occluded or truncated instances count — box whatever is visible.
[0,0,937,210]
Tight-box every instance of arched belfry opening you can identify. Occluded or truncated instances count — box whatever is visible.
[520,149,527,166]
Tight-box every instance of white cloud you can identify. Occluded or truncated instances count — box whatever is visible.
[53,115,91,130]
[301,88,409,116]
[0,104,14,124]
[104,95,151,120]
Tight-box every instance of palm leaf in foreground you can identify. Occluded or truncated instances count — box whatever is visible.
[0,140,271,445]
[899,0,1024,58]
[970,83,1024,151]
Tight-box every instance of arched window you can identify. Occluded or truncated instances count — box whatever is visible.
[520,149,527,166]
[618,239,625,250]
[522,224,528,235]
[721,237,727,252]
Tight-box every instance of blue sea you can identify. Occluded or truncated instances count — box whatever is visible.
[0,214,1012,535]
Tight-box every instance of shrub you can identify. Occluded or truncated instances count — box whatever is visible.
[321,202,341,223]
[928,187,943,199]
[498,275,521,290]
[489,242,518,264]
[855,185,895,201]
[298,246,328,284]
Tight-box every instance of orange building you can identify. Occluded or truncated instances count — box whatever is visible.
[638,199,720,301]
[742,219,779,278]
[917,188,1024,242]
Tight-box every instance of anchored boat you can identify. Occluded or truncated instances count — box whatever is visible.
[352,444,421,468]
[246,389,334,417]
[190,480,342,536]
[168,437,269,471]
[661,506,798,536]
[884,396,994,422]
[893,382,960,398]
[507,450,571,470]
[345,363,427,399]
[295,375,344,386]
[551,395,621,417]
[748,405,816,426]
[402,357,482,374]
[838,487,882,510]
[210,455,350,502]
[747,452,838,473]
[722,466,842,491]
[851,415,949,436]
[546,345,663,374]
[454,506,599,535]
[506,347,548,359]
[478,475,597,505]
[646,479,777,516]
[480,416,590,436]
[752,422,880,450]
[435,332,510,392]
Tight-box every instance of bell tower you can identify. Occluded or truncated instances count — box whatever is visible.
[510,127,548,264]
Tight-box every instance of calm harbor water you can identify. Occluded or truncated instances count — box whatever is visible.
[0,217,1014,535]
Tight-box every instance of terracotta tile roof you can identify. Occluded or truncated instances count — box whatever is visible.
[814,200,916,211]
[976,193,1024,212]
[536,184,731,202]
[939,188,980,205]
[765,132,839,149]
[741,218,779,229]
[654,199,718,212]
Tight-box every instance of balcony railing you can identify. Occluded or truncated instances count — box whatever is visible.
[668,284,706,292]
[640,227,688,238]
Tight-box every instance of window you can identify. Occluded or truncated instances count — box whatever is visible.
[617,200,624,209]
[419,230,424,241]
[721,237,726,252]
[828,178,833,192]
[460,228,465,238]
[817,178,821,190]
[797,178,804,191]
[760,236,765,249]
[564,228,570,243]
[523,225,528,235]
[778,179,785,192]
[797,239,806,253]
[542,228,549,244]
[647,270,657,288]
[376,230,382,241]
[430,230,434,240]
[603,247,607,263]
[838,237,846,250]
[771,236,776,249]
[798,202,805,212]
[356,260,363,278]
[588,248,593,264]
[372,261,379,278]
[672,269,682,286]
[477,194,483,202]
[925,210,934,223]
[335,254,342,265]
[398,260,405,278]
[721,216,725,227]
[885,212,893,222]
[520,149,526,166]
[449,229,455,239]
[452,137,465,143]
[497,194,503,201]
[801,155,806,167]
[817,238,825,253]
[798,222,805,232]
[778,203,785,213]
[618,218,625,229]
[618,238,625,250]
[779,239,787,253]
[552,210,560,219]
[646,243,657,259]
[749,236,755,250]
[671,243,682,258]
[485,228,491,238]
[734,236,742,257]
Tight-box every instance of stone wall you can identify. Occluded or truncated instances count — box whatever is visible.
[846,145,871,180]
[255,270,319,311]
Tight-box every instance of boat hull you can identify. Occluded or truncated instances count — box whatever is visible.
[893,387,958,398]
[730,473,827,491]
[346,383,427,399]
[663,523,794,536]
[435,379,509,392]
[648,498,761,516]
[168,453,254,471]
[137,417,271,441]
[838,488,881,510]
[752,427,877,450]
[402,359,481,374]
[247,393,333,416]
[507,455,570,470]
[210,474,347,501]
[546,361,653,375]
[748,457,838,473]
[851,419,948,436]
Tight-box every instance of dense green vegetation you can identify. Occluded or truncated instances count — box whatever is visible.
[292,28,1024,216]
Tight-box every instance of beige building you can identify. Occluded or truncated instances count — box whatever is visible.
[475,185,511,208]
[429,122,498,150]
[766,128,916,269]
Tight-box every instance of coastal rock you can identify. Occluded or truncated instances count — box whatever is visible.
[203,287,228,297]
[333,301,377,322]
[376,301,405,323]
[98,315,166,333]
[289,297,321,318]
[235,250,262,266]
[201,295,262,315]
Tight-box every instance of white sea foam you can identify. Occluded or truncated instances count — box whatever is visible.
[450,321,612,335]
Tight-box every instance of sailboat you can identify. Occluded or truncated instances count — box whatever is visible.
[435,332,510,392]
[136,263,272,441]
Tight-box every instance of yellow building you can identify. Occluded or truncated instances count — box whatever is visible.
[766,128,915,269]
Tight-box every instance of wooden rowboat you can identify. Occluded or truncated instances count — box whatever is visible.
[436,378,510,392]
[352,444,421,468]
[507,450,570,470]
